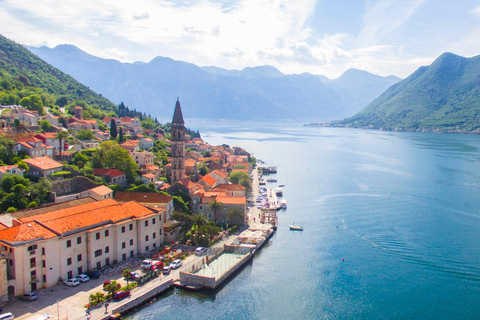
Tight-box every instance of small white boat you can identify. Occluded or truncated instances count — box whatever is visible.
[280,200,287,209]
[275,187,283,195]
[289,225,303,231]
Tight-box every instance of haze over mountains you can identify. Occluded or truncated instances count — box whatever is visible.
[335,52,480,132]
[27,44,400,121]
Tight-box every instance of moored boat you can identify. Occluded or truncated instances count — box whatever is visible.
[267,178,278,182]
[280,199,287,209]
[289,225,303,231]
[275,187,283,195]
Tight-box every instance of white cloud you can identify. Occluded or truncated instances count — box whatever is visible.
[359,0,427,46]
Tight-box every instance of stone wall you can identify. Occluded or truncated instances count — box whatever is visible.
[51,176,97,195]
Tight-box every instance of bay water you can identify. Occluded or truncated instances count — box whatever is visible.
[125,124,480,319]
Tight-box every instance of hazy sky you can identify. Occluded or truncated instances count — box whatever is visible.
[2,0,480,78]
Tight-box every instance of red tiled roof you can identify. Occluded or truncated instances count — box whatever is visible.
[93,168,125,178]
[23,156,62,171]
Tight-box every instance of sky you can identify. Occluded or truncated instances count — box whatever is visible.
[1,0,480,79]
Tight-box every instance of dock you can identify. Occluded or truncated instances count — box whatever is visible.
[177,244,254,290]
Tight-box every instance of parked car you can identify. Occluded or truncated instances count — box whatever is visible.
[103,280,112,287]
[0,313,14,320]
[75,274,90,282]
[19,292,38,301]
[85,270,101,279]
[127,272,140,280]
[195,247,207,256]
[162,265,171,275]
[151,261,164,271]
[64,278,80,287]
[113,290,131,300]
[170,259,182,269]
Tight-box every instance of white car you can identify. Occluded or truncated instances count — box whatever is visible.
[75,274,90,282]
[170,259,182,269]
[64,278,80,287]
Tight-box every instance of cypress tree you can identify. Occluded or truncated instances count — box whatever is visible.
[110,119,117,138]
[118,127,124,143]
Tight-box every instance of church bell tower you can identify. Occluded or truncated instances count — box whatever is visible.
[170,98,186,185]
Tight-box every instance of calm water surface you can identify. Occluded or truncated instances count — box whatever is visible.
[126,125,480,319]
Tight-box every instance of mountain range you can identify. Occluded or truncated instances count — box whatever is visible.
[26,44,400,121]
[334,52,480,132]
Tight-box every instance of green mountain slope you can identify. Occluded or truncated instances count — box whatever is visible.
[0,34,116,114]
[334,53,480,132]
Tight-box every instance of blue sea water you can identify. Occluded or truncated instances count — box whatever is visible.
[125,124,480,319]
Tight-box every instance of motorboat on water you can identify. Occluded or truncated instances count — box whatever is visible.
[289,225,303,231]
[280,199,287,209]
[275,188,283,196]
[267,178,278,183]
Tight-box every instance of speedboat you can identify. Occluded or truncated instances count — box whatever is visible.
[267,178,277,183]
[275,188,283,195]
[280,200,287,209]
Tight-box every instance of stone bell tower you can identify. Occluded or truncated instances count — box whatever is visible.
[170,98,186,185]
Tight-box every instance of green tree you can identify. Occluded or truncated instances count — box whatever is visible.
[1,174,30,192]
[104,280,121,298]
[227,208,246,226]
[72,152,89,168]
[29,177,53,205]
[197,162,209,176]
[91,141,138,183]
[56,96,68,108]
[20,94,44,115]
[54,130,69,159]
[207,199,224,224]
[110,119,117,139]
[0,135,15,164]
[123,269,131,288]
[39,119,51,132]
[16,161,29,175]
[118,127,124,143]
[229,171,251,192]
[76,129,95,140]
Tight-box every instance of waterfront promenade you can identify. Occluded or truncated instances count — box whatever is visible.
[6,169,270,320]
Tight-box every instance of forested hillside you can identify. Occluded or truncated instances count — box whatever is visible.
[334,53,480,132]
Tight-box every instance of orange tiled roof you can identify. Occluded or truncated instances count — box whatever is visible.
[0,222,57,242]
[114,191,172,204]
[216,196,246,205]
[202,174,216,187]
[23,156,62,171]
[211,184,245,191]
[142,173,155,179]
[20,199,155,235]
[16,136,42,143]
[210,169,228,179]
[0,165,21,173]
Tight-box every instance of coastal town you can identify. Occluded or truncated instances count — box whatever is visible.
[0,99,283,320]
